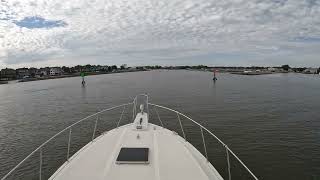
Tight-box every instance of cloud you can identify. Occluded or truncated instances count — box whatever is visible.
[0,0,320,67]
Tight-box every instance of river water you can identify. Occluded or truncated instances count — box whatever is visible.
[0,70,319,180]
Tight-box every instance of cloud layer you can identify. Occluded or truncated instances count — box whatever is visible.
[0,0,320,67]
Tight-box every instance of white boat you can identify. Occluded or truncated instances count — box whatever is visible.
[1,94,258,180]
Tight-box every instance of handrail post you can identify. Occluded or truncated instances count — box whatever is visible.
[92,115,99,141]
[146,94,150,121]
[177,113,186,141]
[67,128,72,161]
[39,148,42,180]
[153,106,164,127]
[200,127,208,161]
[117,106,126,128]
[132,99,136,120]
[135,98,137,118]
[225,145,232,180]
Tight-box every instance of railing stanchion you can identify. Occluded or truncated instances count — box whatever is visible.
[153,106,164,127]
[132,99,136,120]
[92,115,98,141]
[117,106,126,128]
[146,94,150,121]
[200,127,208,161]
[67,128,72,161]
[39,148,42,180]
[177,113,186,141]
[225,145,232,180]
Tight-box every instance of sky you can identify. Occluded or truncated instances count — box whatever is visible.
[0,0,320,68]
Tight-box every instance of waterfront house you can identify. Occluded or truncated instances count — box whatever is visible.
[16,68,30,79]
[303,68,318,74]
[28,68,37,77]
[37,68,50,77]
[94,65,105,72]
[50,67,62,76]
[121,64,128,70]
[101,66,109,72]
[267,67,276,72]
[0,68,16,80]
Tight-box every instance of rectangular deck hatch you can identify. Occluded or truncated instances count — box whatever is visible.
[116,148,149,164]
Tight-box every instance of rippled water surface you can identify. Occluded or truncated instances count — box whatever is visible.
[0,70,319,180]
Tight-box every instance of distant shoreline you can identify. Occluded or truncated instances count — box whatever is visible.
[230,71,274,75]
[1,68,319,85]
[0,69,146,85]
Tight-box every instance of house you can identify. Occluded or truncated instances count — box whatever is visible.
[267,67,276,72]
[121,64,128,70]
[37,68,50,77]
[101,66,109,72]
[50,67,62,76]
[303,68,318,74]
[28,68,38,77]
[16,68,30,79]
[0,68,16,80]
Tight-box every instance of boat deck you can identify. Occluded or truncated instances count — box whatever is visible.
[49,122,223,180]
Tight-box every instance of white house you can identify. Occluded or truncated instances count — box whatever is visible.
[50,67,62,76]
[267,67,276,72]
[36,68,51,77]
[303,68,318,74]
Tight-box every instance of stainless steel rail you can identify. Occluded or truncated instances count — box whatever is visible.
[148,103,259,180]
[132,93,150,120]
[2,95,259,180]
[1,102,133,180]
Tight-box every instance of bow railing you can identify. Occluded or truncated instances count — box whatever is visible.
[148,103,259,180]
[1,102,133,180]
[2,95,259,180]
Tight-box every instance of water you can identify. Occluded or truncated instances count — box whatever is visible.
[0,70,319,180]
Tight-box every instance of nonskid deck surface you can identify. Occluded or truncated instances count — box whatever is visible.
[49,123,223,180]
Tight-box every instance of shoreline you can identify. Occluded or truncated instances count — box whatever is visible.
[230,71,274,75]
[1,69,318,85]
[0,69,147,85]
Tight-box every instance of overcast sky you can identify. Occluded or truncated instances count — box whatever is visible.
[0,0,320,68]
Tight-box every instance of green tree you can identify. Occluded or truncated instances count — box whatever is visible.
[111,65,118,70]
[281,65,290,71]
[74,65,83,72]
[62,66,70,73]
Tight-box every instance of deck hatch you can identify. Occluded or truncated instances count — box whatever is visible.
[116,148,149,164]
